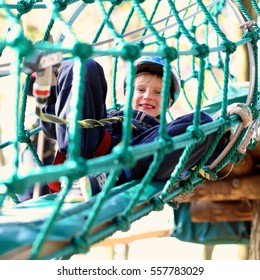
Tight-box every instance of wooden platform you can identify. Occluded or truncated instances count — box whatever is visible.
[183,141,260,223]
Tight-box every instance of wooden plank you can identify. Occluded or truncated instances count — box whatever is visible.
[249,200,260,259]
[218,153,254,177]
[190,200,253,222]
[185,174,260,202]
[94,229,171,247]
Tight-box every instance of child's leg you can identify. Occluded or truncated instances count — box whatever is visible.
[41,59,110,157]
[40,59,112,194]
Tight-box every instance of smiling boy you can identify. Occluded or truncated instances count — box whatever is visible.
[37,56,252,197]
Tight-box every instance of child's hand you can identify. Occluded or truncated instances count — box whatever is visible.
[227,103,252,128]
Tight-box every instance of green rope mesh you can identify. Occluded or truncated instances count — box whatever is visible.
[0,0,259,259]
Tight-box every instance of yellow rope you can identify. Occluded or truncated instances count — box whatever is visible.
[37,109,138,130]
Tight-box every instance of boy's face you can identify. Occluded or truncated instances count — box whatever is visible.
[132,73,172,118]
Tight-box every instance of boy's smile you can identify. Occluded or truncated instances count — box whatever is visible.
[132,73,171,118]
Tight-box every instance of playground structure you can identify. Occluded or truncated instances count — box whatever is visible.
[0,0,260,260]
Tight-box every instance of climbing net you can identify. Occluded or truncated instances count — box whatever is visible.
[0,0,259,259]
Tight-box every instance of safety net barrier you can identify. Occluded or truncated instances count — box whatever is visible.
[0,0,259,259]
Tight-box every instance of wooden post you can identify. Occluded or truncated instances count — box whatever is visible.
[249,200,260,260]
[202,245,214,260]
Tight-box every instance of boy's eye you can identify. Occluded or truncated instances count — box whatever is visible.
[136,87,145,92]
[155,91,161,95]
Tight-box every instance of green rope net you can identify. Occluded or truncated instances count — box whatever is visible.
[0,0,259,259]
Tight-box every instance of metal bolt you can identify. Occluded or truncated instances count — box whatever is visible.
[239,20,255,30]
[232,178,240,188]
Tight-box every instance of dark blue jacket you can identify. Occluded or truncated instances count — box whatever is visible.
[40,59,217,181]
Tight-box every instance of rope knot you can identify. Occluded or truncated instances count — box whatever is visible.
[173,31,182,39]
[192,43,209,58]
[152,197,164,211]
[180,79,185,88]
[243,31,259,43]
[157,136,174,155]
[82,0,95,3]
[53,0,67,12]
[121,44,141,61]
[231,150,245,163]
[72,236,90,254]
[187,125,206,142]
[221,40,237,54]
[248,138,258,150]
[189,25,197,33]
[73,42,93,59]
[167,201,179,210]
[137,41,145,50]
[115,216,130,232]
[17,0,34,15]
[205,62,212,70]
[160,46,179,61]
[19,130,32,144]
[16,36,34,57]
[113,146,136,168]
[181,180,194,194]
[113,0,123,5]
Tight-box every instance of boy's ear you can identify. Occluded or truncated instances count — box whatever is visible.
[168,98,173,108]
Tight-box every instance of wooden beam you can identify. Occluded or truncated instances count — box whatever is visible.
[94,229,171,247]
[190,201,253,222]
[185,174,260,202]
[249,200,260,259]
[218,153,254,177]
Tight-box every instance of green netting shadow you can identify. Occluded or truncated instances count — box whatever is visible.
[0,0,259,259]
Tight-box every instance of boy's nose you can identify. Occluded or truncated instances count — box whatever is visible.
[143,89,153,99]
